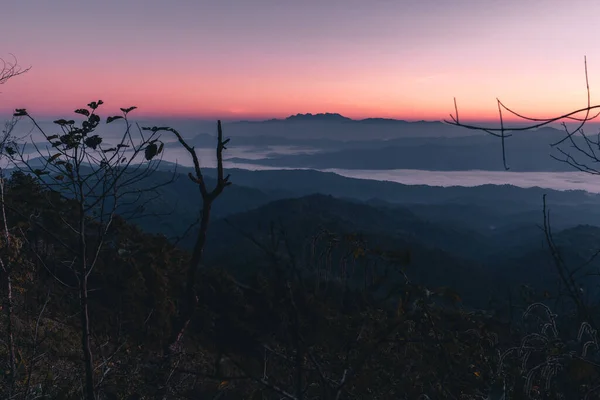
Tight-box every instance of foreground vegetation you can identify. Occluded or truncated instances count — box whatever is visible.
[3,169,600,400]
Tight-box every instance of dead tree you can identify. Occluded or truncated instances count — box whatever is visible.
[0,54,29,397]
[0,130,20,398]
[0,54,30,87]
[10,101,172,400]
[445,56,600,173]
[143,122,230,355]
[445,55,600,324]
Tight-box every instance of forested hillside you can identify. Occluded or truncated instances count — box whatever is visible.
[0,100,598,400]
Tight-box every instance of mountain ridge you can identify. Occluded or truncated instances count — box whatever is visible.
[234,112,443,124]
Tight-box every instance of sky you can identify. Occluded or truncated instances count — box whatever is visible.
[1,0,600,122]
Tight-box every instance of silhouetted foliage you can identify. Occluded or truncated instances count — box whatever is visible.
[6,101,171,400]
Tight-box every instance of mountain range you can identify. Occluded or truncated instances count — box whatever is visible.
[105,166,600,311]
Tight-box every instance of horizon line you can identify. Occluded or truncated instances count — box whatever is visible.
[0,110,586,127]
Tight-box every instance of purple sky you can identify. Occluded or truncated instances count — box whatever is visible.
[2,0,599,121]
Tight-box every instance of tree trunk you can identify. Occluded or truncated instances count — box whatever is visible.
[80,276,95,399]
[167,201,212,354]
[0,177,16,395]
[5,272,15,395]
[79,214,95,400]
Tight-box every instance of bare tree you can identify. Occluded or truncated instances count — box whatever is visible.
[143,122,231,356]
[133,123,231,399]
[10,101,172,400]
[445,56,600,398]
[0,55,30,88]
[0,54,29,398]
[0,126,21,399]
[444,56,600,310]
[143,120,231,353]
[445,56,600,172]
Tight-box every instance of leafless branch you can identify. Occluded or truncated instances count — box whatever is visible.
[446,56,600,172]
[0,55,30,88]
[145,121,231,356]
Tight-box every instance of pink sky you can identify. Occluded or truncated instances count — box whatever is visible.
[1,0,599,121]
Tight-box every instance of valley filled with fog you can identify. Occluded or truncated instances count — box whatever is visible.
[12,113,600,192]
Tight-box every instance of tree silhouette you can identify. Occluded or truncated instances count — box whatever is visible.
[445,56,600,173]
[0,53,29,397]
[0,55,30,87]
[142,122,231,357]
[10,101,172,400]
[445,56,600,399]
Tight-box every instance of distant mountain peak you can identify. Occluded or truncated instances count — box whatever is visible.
[285,113,352,122]
[271,113,430,124]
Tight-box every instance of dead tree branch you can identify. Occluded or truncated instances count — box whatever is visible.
[446,56,600,172]
[0,55,30,88]
[143,121,231,356]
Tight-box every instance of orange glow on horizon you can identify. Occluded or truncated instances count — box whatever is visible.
[2,55,597,124]
[2,0,599,125]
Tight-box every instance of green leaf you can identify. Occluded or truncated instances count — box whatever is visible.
[84,135,102,150]
[144,143,158,160]
[13,108,27,117]
[88,100,103,110]
[74,108,90,117]
[157,142,164,154]
[5,147,15,157]
[88,114,100,124]
[47,153,61,162]
[59,134,73,145]
[106,115,123,124]
[47,135,59,140]
[33,169,49,176]
[120,106,137,114]
[53,119,69,126]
